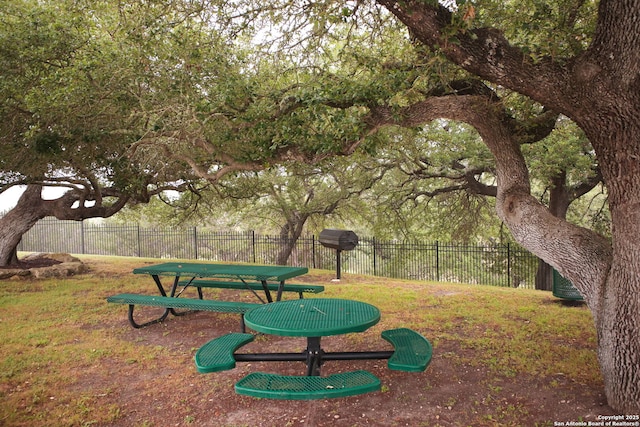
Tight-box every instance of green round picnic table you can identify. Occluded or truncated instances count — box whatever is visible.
[243,298,381,337]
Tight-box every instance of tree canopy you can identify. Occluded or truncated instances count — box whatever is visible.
[2,0,640,412]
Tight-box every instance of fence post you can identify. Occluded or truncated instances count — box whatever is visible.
[372,237,377,277]
[435,241,440,282]
[252,230,256,263]
[81,221,85,254]
[137,225,141,257]
[312,236,316,269]
[507,243,511,288]
[193,227,198,260]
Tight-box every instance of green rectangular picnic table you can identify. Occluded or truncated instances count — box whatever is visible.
[133,262,309,303]
[113,262,308,328]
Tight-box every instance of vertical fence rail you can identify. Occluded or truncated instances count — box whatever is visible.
[16,218,541,289]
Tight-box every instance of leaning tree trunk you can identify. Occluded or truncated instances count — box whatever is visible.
[469,103,640,412]
[501,115,640,411]
[0,185,48,266]
[507,126,640,411]
[1,183,129,267]
[450,95,639,412]
[374,0,640,411]
[535,173,572,291]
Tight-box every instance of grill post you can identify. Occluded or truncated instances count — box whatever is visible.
[318,229,358,280]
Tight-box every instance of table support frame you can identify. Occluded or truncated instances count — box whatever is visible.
[124,274,197,328]
[233,336,395,376]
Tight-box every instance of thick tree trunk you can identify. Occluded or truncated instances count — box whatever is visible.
[439,95,634,410]
[0,185,48,266]
[0,184,130,267]
[375,0,640,410]
[499,116,640,411]
[599,263,640,412]
[583,118,640,412]
[275,213,308,265]
[591,169,640,411]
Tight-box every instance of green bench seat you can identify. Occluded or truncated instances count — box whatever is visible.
[381,328,433,372]
[179,280,324,299]
[552,269,584,301]
[195,333,255,373]
[106,293,260,330]
[235,370,381,400]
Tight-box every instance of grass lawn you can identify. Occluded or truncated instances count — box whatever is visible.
[0,255,610,426]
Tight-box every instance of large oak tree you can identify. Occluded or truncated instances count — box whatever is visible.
[362,0,639,412]
[3,0,639,412]
[0,0,233,265]
[219,0,637,412]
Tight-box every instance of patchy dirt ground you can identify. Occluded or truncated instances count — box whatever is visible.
[3,257,615,426]
[93,311,613,427]
[90,282,614,427]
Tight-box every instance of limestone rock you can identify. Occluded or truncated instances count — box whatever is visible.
[0,253,86,279]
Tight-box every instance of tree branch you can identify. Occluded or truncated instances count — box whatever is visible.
[376,0,575,111]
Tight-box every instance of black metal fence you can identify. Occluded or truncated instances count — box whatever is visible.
[17,217,541,288]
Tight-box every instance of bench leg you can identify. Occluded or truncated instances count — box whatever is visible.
[127,304,170,328]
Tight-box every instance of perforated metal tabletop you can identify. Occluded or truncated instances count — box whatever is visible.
[132,262,308,282]
[244,298,381,337]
